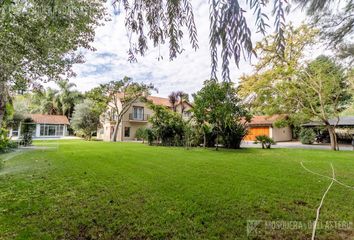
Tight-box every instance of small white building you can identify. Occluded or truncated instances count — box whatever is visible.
[9,114,70,139]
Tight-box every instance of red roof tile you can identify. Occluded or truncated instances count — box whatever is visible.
[29,114,70,125]
[147,96,171,107]
[248,115,286,126]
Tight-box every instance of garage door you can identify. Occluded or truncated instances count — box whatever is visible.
[244,127,270,141]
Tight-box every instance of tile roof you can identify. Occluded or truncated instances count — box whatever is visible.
[147,96,171,107]
[248,115,286,126]
[29,114,70,125]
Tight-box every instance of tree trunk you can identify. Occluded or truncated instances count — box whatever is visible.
[0,81,7,127]
[326,125,338,151]
[111,120,120,142]
[203,132,206,148]
[215,133,219,151]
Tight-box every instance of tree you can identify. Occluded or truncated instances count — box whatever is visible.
[239,24,318,115]
[288,56,352,150]
[135,127,148,143]
[112,0,300,81]
[168,91,189,113]
[148,103,186,146]
[168,92,179,112]
[192,80,251,150]
[38,88,60,115]
[57,80,82,118]
[102,77,155,142]
[71,99,101,140]
[85,86,110,116]
[295,0,353,64]
[0,0,106,126]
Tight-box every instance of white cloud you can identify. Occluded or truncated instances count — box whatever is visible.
[68,1,314,97]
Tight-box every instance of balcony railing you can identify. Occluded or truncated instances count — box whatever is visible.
[129,114,150,122]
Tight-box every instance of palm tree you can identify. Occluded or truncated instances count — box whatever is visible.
[168,92,178,112]
[40,88,59,115]
[176,91,189,114]
[57,80,80,118]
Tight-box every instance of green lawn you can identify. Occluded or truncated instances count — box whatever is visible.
[0,141,353,239]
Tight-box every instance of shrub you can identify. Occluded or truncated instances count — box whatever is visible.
[254,135,275,149]
[135,127,148,143]
[0,128,18,153]
[20,118,35,146]
[222,123,248,149]
[145,128,156,146]
[299,128,316,144]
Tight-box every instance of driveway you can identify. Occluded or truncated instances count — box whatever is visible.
[241,141,354,151]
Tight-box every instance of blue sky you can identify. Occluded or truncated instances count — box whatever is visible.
[69,1,311,97]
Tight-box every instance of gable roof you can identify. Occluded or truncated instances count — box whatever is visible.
[147,96,171,107]
[29,114,70,125]
[248,115,286,127]
[302,116,354,127]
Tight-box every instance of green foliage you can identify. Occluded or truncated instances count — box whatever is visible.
[299,128,316,145]
[101,77,155,142]
[84,86,110,116]
[254,135,275,149]
[148,103,186,146]
[192,80,250,149]
[145,128,156,146]
[0,0,106,126]
[239,24,318,115]
[71,100,101,140]
[20,118,35,146]
[135,127,148,143]
[0,128,10,153]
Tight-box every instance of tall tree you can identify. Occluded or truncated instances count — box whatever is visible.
[0,0,106,126]
[288,56,352,150]
[102,77,155,142]
[57,80,82,118]
[193,80,250,150]
[295,0,353,64]
[238,24,318,116]
[71,99,101,140]
[168,92,179,112]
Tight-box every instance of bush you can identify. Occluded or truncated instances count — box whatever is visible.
[135,127,148,143]
[299,128,316,144]
[0,128,18,153]
[222,123,248,149]
[254,135,275,149]
[20,119,35,146]
[145,128,156,146]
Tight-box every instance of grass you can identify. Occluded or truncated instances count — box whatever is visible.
[0,140,353,239]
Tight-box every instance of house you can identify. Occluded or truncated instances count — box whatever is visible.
[302,116,354,141]
[9,114,70,139]
[97,95,192,142]
[244,115,292,142]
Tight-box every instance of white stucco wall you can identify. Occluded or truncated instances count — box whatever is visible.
[272,127,292,142]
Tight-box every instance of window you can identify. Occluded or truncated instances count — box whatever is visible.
[40,124,64,137]
[124,127,130,137]
[133,107,144,120]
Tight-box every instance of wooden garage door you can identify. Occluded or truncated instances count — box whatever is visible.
[244,127,270,141]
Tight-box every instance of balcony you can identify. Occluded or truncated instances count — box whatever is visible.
[129,113,150,122]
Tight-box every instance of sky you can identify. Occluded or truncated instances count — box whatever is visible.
[68,1,310,97]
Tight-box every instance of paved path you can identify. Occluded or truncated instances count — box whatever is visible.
[241,141,354,151]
